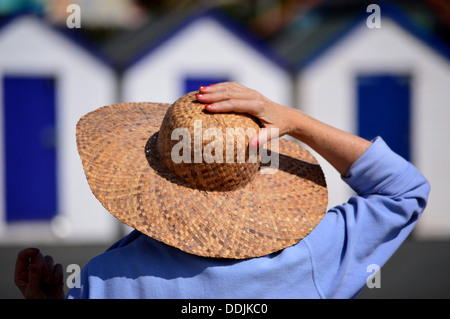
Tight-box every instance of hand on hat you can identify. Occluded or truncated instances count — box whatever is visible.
[14,248,64,299]
[197,82,297,148]
[198,82,372,176]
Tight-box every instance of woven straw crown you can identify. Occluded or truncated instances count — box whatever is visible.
[157,91,261,191]
[76,91,328,259]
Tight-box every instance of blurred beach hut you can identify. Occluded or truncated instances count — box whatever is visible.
[104,8,292,108]
[271,5,450,238]
[0,15,118,244]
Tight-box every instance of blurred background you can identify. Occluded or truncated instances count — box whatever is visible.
[0,0,449,298]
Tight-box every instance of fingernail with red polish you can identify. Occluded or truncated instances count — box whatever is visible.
[196,94,203,99]
[209,84,216,86]
[205,104,212,109]
[199,86,206,90]
[252,138,259,148]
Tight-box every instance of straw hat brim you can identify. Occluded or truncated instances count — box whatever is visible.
[76,102,328,259]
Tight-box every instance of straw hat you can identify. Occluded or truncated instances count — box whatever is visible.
[76,91,328,259]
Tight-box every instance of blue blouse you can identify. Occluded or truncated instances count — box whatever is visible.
[67,137,430,299]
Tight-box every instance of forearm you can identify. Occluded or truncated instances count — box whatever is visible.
[285,108,372,176]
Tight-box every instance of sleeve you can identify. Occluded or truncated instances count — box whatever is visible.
[303,137,430,298]
[65,231,141,299]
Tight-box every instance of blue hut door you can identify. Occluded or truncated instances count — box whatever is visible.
[3,76,58,222]
[184,76,230,94]
[357,74,411,161]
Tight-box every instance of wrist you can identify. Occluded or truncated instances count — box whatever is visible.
[285,108,314,143]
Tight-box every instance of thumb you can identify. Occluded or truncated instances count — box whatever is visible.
[250,127,279,149]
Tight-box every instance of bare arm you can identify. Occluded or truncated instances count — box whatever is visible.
[198,82,371,176]
[287,110,372,176]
